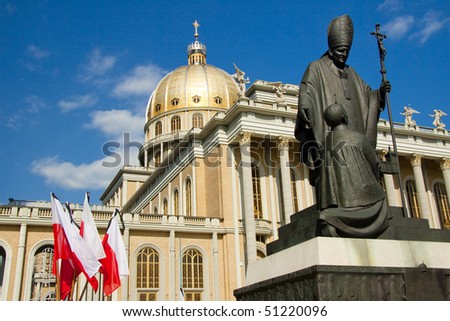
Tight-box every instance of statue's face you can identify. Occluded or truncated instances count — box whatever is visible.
[329,46,350,69]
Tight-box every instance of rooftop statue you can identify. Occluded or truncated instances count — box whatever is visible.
[429,109,447,129]
[400,105,420,128]
[294,14,391,237]
[232,63,250,97]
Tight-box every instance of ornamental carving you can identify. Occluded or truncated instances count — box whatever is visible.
[239,131,253,146]
[440,158,450,171]
[278,136,292,150]
[409,154,423,167]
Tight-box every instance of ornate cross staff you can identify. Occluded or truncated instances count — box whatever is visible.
[371,24,407,216]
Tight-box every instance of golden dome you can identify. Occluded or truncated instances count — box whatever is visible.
[145,20,239,122]
[146,64,239,121]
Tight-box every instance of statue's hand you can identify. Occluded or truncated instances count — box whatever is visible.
[299,106,311,128]
[380,80,391,95]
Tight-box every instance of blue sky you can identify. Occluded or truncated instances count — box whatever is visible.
[1,0,449,205]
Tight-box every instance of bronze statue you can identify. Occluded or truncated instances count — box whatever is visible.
[294,14,391,237]
[320,103,388,237]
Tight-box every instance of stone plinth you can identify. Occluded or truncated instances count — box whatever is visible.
[234,206,450,301]
[235,237,450,300]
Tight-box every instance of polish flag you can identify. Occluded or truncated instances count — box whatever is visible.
[100,209,129,296]
[51,194,101,296]
[52,197,75,300]
[80,192,106,291]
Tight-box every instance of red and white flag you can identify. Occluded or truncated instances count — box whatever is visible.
[51,193,102,299]
[100,209,129,296]
[52,195,78,300]
[79,192,106,291]
[81,192,106,260]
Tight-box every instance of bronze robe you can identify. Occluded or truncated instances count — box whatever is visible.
[295,55,384,211]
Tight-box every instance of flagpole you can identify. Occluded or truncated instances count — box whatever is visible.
[68,269,77,301]
[55,259,61,301]
[78,279,89,301]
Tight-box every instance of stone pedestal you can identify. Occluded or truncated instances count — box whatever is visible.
[234,206,450,301]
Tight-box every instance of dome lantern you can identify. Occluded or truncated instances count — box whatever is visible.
[187,20,206,65]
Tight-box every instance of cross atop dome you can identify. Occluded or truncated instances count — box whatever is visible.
[187,20,207,65]
[193,20,200,40]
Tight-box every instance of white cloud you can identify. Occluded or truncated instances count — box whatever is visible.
[7,114,21,130]
[377,0,402,13]
[57,95,98,112]
[26,45,50,59]
[86,109,145,139]
[31,156,116,190]
[383,15,414,40]
[25,95,45,113]
[32,108,145,191]
[6,95,45,129]
[79,48,116,82]
[410,11,450,45]
[113,64,166,97]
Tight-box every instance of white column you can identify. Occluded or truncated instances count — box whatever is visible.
[13,223,27,300]
[169,230,176,300]
[212,232,220,300]
[302,164,314,207]
[192,159,197,216]
[239,132,257,266]
[440,158,450,208]
[380,149,398,206]
[278,136,294,224]
[122,181,128,206]
[410,154,433,224]
[229,146,242,288]
[144,148,148,167]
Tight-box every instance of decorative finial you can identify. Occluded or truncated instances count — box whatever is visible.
[187,20,206,65]
[193,20,200,41]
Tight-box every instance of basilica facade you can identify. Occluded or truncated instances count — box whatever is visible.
[1,23,450,301]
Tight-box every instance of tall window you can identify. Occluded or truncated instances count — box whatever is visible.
[434,182,450,229]
[153,206,158,215]
[171,116,181,133]
[192,113,204,129]
[291,170,299,213]
[173,189,179,216]
[163,198,168,215]
[252,164,263,219]
[405,179,421,219]
[136,247,160,301]
[185,178,192,216]
[182,249,203,301]
[30,245,56,301]
[155,121,162,137]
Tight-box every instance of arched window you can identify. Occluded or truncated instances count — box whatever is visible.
[192,113,204,129]
[185,178,192,216]
[163,198,168,215]
[182,249,203,301]
[153,206,158,215]
[434,182,450,229]
[252,164,263,219]
[291,170,299,213]
[136,247,160,301]
[171,116,181,133]
[30,245,56,301]
[405,179,421,219]
[0,246,5,295]
[155,121,162,137]
[173,189,179,216]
